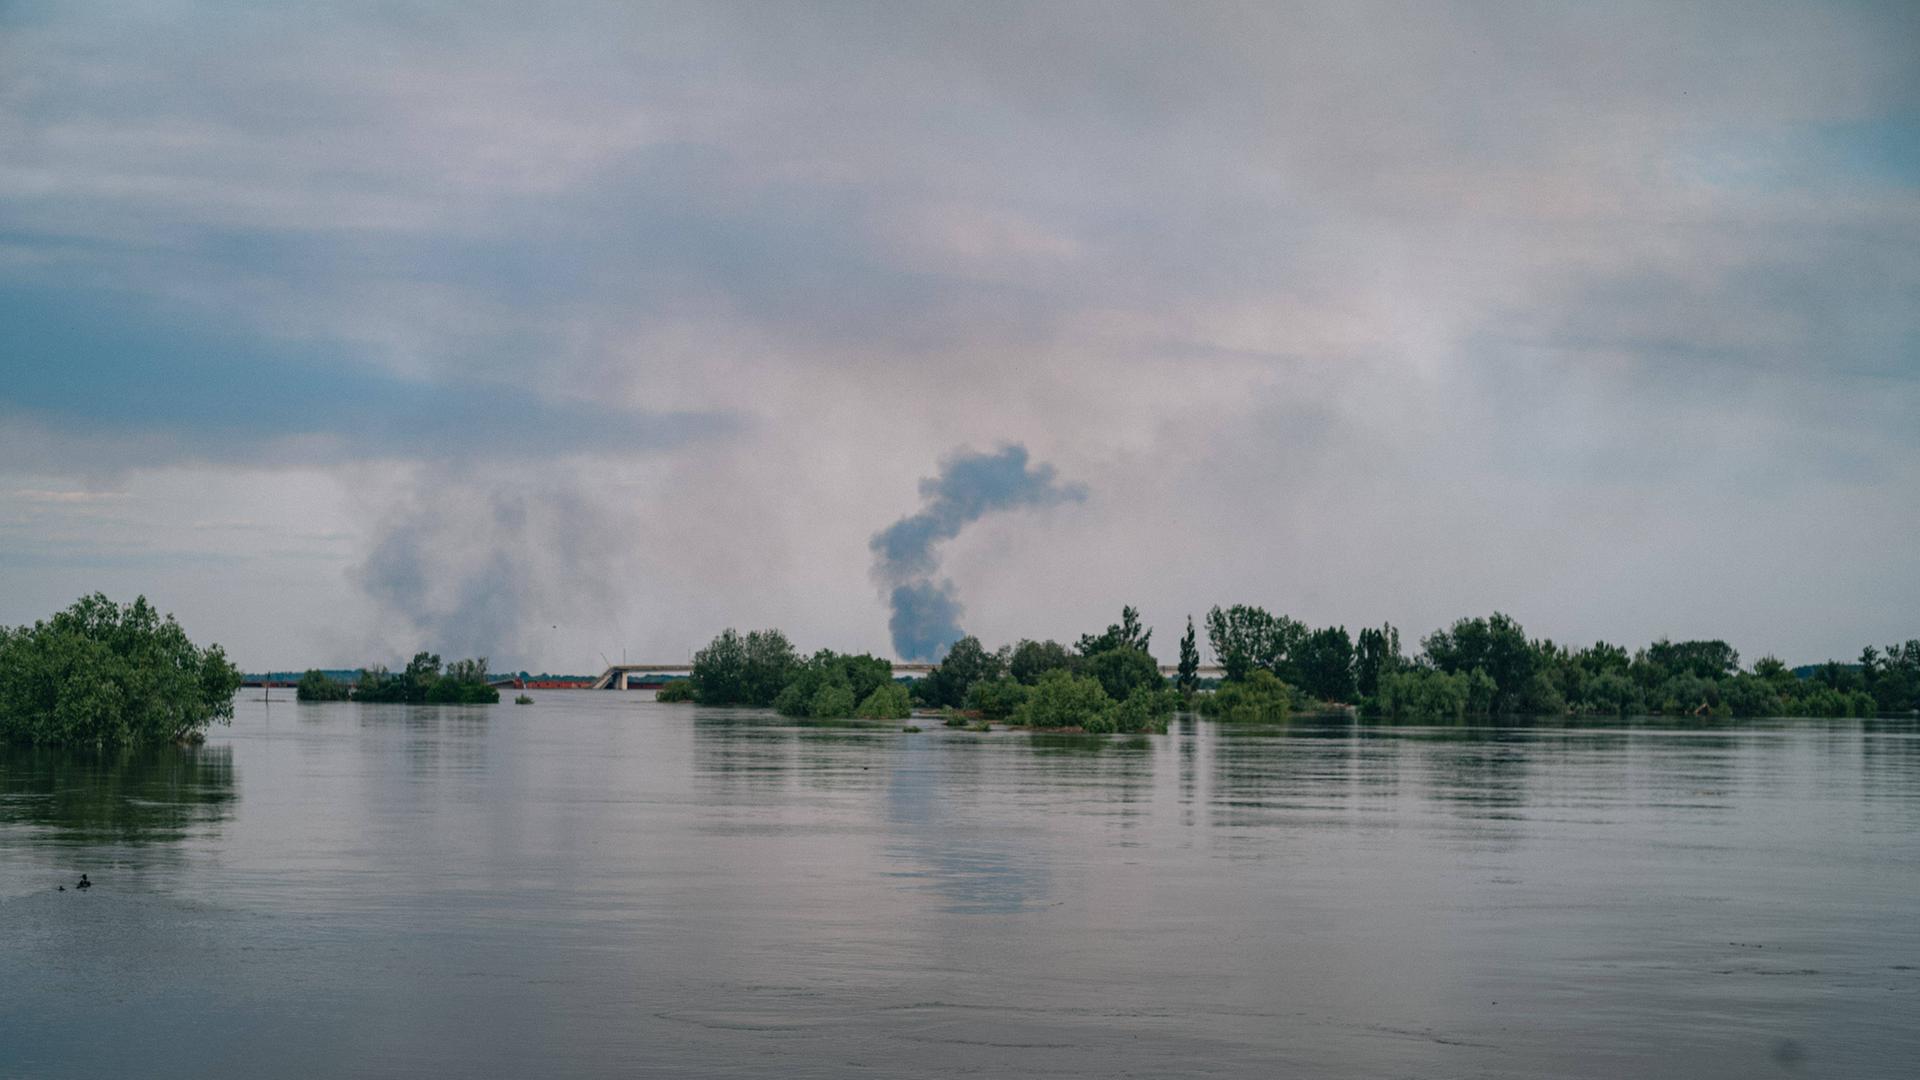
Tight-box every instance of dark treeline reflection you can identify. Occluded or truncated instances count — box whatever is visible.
[0,741,235,843]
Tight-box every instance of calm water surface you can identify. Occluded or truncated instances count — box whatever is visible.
[3,695,1917,1078]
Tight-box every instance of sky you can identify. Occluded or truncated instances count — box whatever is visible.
[2,1,1916,671]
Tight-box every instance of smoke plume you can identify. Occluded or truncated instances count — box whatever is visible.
[352,468,626,667]
[870,444,1086,660]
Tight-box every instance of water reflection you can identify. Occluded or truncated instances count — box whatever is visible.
[883,737,1050,914]
[8,703,1920,1080]
[0,742,236,844]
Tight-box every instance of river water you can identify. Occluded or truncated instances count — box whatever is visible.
[3,695,1917,1078]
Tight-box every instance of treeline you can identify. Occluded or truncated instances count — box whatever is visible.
[297,653,499,704]
[666,605,1916,729]
[1200,606,1919,721]
[668,608,1181,733]
[0,594,242,747]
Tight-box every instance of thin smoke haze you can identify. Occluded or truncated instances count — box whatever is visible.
[870,444,1086,660]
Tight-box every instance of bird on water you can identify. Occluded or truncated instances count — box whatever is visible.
[75,874,91,890]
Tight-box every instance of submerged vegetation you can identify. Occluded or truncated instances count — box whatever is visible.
[297,652,499,704]
[676,606,1181,733]
[672,603,1915,730]
[662,631,912,721]
[653,679,697,703]
[1196,605,1917,722]
[295,669,351,701]
[0,594,242,747]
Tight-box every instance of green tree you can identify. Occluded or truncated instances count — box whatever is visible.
[855,683,912,720]
[913,635,1006,708]
[1353,624,1401,700]
[1077,605,1153,657]
[1422,614,1534,713]
[1084,646,1163,702]
[296,670,351,701]
[1100,686,1176,735]
[1195,669,1292,723]
[1204,605,1305,683]
[654,680,696,703]
[0,594,242,746]
[1296,626,1356,703]
[1009,639,1078,685]
[1578,671,1644,716]
[965,677,1030,720]
[1373,668,1469,721]
[773,650,894,717]
[1645,638,1741,681]
[425,658,499,703]
[690,628,798,706]
[1869,640,1920,712]
[1177,616,1200,694]
[1013,669,1113,730]
[741,630,800,706]
[1577,641,1631,676]
[807,683,856,719]
[403,652,443,702]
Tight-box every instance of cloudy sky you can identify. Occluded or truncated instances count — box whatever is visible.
[2,1,1915,671]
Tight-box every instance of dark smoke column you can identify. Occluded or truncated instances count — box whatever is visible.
[869,444,1086,660]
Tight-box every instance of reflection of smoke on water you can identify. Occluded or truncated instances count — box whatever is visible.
[882,739,1049,914]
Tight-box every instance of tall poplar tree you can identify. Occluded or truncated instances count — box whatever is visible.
[1177,616,1200,694]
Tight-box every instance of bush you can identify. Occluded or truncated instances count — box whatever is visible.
[942,707,968,727]
[965,677,1029,720]
[1106,686,1177,734]
[856,683,913,720]
[912,636,1007,708]
[776,649,895,716]
[654,680,696,703]
[690,628,798,706]
[0,594,242,747]
[1515,671,1566,716]
[1464,668,1498,715]
[296,670,351,701]
[1083,647,1164,702]
[425,678,499,704]
[1576,671,1644,716]
[1718,674,1780,719]
[807,684,857,720]
[1197,670,1293,723]
[1013,670,1113,730]
[514,694,534,705]
[1371,668,1468,721]
[1009,639,1078,685]
[1781,686,1878,718]
[1656,674,1716,716]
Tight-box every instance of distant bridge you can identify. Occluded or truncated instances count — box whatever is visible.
[591,660,1224,689]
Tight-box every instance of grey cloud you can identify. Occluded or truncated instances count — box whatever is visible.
[1,1,1916,665]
